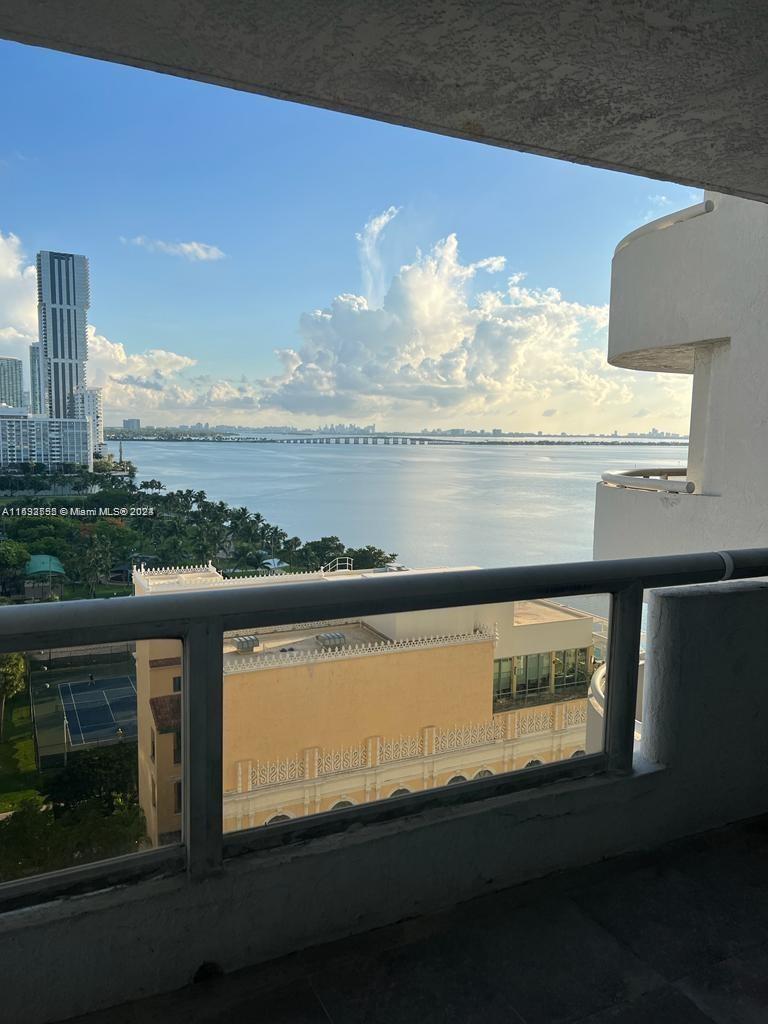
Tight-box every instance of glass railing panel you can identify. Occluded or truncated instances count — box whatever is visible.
[0,637,182,883]
[220,595,608,833]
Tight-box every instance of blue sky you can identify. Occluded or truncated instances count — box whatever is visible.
[0,40,700,431]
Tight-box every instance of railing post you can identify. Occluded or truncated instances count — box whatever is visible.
[184,617,224,879]
[604,583,643,773]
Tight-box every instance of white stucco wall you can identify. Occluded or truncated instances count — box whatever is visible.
[594,192,768,559]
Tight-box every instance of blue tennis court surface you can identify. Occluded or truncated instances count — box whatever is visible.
[60,675,138,747]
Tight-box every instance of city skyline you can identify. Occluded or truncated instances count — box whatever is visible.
[0,40,700,434]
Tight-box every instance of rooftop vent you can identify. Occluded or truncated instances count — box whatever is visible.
[317,632,347,649]
[234,635,259,653]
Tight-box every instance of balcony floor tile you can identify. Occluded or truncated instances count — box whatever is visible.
[66,817,768,1024]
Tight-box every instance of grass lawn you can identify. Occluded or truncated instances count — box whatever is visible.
[0,690,42,812]
[62,582,132,600]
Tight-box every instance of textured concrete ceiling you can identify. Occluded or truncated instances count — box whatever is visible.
[1,1,767,201]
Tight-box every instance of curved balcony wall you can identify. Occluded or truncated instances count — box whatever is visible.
[595,191,768,560]
[607,192,766,373]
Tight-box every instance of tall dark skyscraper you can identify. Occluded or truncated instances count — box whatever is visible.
[36,251,90,418]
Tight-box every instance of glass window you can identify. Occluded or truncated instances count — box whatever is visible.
[172,675,182,693]
[554,650,568,689]
[566,649,577,686]
[173,730,181,765]
[577,648,589,684]
[493,658,513,699]
[150,728,156,763]
[538,652,551,689]
[173,780,182,815]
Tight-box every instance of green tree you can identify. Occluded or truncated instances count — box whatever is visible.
[46,743,138,815]
[299,536,346,570]
[0,652,27,742]
[0,539,30,596]
[344,545,398,569]
[82,534,114,597]
[0,795,147,882]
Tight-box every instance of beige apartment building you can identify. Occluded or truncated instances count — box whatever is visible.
[133,564,599,845]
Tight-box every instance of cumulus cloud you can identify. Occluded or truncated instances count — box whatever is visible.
[122,236,225,262]
[87,328,198,411]
[254,228,646,430]
[0,221,692,432]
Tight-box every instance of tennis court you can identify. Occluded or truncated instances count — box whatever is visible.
[59,675,138,747]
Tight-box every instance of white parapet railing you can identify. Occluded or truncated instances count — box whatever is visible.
[223,626,497,675]
[600,467,695,494]
[238,700,588,792]
[614,199,715,255]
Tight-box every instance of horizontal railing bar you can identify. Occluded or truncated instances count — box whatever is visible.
[614,199,714,255]
[0,844,184,913]
[223,752,609,859]
[0,551,766,654]
[601,470,695,494]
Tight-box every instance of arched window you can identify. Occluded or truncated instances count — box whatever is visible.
[524,759,543,768]
[265,814,291,825]
[331,800,355,810]
[570,749,586,759]
[389,788,411,798]
[447,775,467,785]
[474,769,493,779]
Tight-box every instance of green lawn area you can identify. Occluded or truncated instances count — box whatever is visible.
[0,690,42,812]
[61,582,132,600]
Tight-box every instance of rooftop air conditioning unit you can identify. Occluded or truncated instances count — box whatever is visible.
[234,634,258,653]
[317,632,347,649]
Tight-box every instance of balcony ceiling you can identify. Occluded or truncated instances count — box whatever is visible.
[1,1,767,202]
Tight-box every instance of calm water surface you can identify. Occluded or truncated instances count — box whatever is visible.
[110,440,687,569]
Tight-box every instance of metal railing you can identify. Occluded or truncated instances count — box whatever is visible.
[320,556,354,573]
[2,547,768,911]
[600,467,695,494]
[614,199,715,255]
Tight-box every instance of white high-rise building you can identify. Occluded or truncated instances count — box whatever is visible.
[0,357,24,408]
[29,343,42,414]
[36,251,90,419]
[73,385,104,456]
[0,409,92,470]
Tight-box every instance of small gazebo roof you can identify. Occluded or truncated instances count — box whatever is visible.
[25,554,66,578]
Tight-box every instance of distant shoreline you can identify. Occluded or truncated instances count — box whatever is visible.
[107,435,688,448]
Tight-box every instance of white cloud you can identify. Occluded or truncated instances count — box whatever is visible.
[254,228,660,431]
[0,223,692,432]
[122,235,225,262]
[87,328,198,411]
[356,206,400,306]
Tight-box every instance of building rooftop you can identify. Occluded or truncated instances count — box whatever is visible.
[223,621,384,660]
[133,562,481,595]
[149,694,181,734]
[513,600,592,626]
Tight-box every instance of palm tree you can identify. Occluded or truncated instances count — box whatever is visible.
[83,535,114,598]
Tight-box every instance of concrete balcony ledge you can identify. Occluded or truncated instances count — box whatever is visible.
[594,482,723,560]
